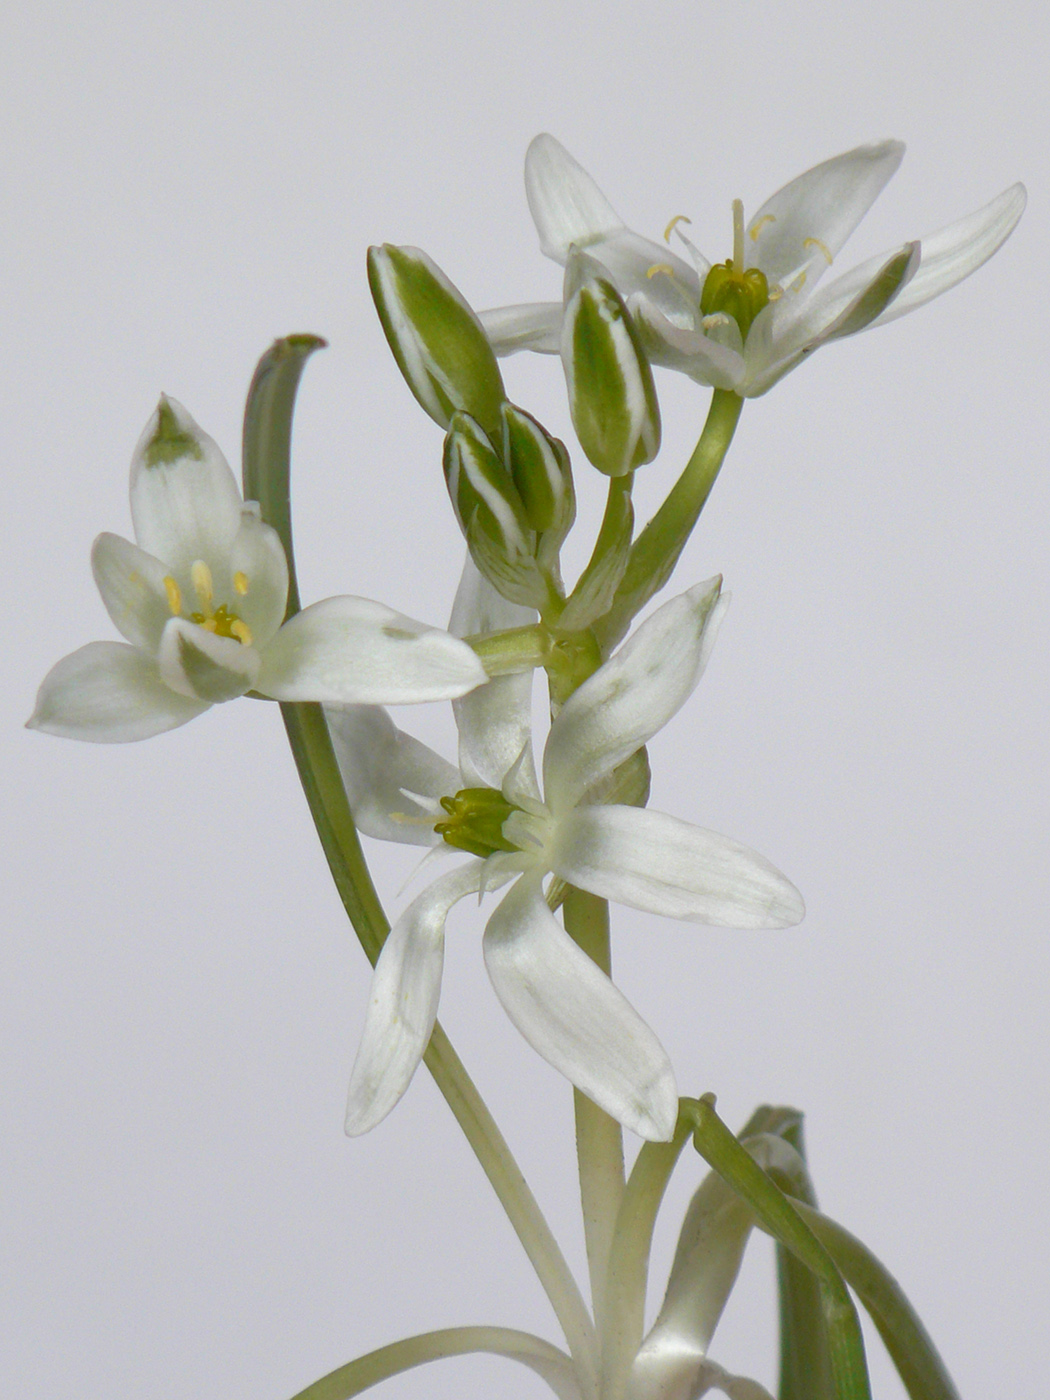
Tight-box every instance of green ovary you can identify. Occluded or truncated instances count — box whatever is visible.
[434,787,522,858]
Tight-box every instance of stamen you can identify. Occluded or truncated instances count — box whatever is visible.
[190,560,214,608]
[229,619,253,646]
[200,618,218,633]
[162,575,182,616]
[749,214,776,241]
[803,236,834,266]
[767,286,783,301]
[663,214,692,243]
[732,198,744,269]
[233,571,249,596]
[702,312,733,331]
[647,263,676,280]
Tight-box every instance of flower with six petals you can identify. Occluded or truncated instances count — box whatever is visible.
[330,562,804,1143]
[28,398,488,742]
[480,134,1026,396]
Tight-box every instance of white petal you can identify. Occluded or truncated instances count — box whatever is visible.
[482,875,678,1141]
[586,229,701,315]
[345,860,485,1135]
[871,181,1027,324]
[91,532,174,653]
[226,506,289,646]
[630,298,746,390]
[257,596,488,704]
[552,806,805,928]
[450,555,539,794]
[748,141,905,292]
[479,303,563,356]
[525,133,625,262]
[129,397,243,571]
[543,579,726,814]
[326,704,460,846]
[157,616,260,702]
[27,641,209,742]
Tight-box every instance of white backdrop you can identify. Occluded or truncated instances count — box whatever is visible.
[3,3,1047,1398]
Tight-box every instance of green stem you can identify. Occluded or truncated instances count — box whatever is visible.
[287,1325,577,1400]
[562,888,625,1339]
[594,389,742,652]
[241,337,596,1379]
[601,1107,695,1400]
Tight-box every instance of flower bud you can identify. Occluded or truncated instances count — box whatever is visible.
[501,402,575,550]
[560,248,660,477]
[368,244,506,436]
[443,413,547,609]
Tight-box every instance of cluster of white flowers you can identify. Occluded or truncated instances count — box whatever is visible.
[29,134,1024,1400]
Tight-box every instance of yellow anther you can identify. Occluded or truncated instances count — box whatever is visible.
[233,571,249,597]
[663,214,692,243]
[162,575,182,616]
[190,560,214,607]
[647,263,676,280]
[768,286,783,301]
[749,214,776,241]
[803,237,834,266]
[701,312,732,331]
[229,619,253,646]
[200,618,218,634]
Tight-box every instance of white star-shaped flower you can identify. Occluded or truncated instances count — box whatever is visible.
[28,398,487,742]
[480,134,1025,396]
[329,562,803,1143]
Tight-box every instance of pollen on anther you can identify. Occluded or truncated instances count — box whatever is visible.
[230,619,253,646]
[749,214,776,241]
[162,575,182,616]
[191,560,214,607]
[803,237,834,266]
[663,214,692,243]
[647,263,676,280]
[233,571,249,596]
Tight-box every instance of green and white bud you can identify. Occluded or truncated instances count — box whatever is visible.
[501,402,575,556]
[560,247,660,478]
[367,244,506,436]
[443,412,548,609]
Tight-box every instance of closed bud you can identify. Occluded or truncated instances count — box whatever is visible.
[560,248,660,477]
[501,402,575,549]
[367,244,506,435]
[443,413,547,609]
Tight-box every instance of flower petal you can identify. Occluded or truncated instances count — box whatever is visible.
[552,805,805,928]
[543,579,726,814]
[525,133,625,262]
[344,860,485,1136]
[482,875,678,1141]
[479,303,563,356]
[129,397,244,572]
[449,556,539,795]
[27,641,209,741]
[630,298,746,390]
[326,704,460,845]
[871,181,1027,325]
[157,616,260,702]
[226,506,289,646]
[257,596,488,704]
[585,229,701,320]
[748,141,905,293]
[91,532,174,653]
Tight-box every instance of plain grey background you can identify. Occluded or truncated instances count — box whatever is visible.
[3,3,1047,1397]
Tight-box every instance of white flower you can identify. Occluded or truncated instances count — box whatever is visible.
[480,134,1026,397]
[28,398,488,742]
[329,561,804,1143]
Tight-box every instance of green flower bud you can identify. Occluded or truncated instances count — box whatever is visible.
[560,248,660,478]
[367,244,506,436]
[501,402,575,548]
[443,412,547,609]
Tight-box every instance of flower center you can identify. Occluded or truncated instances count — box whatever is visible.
[699,199,770,342]
[434,787,524,858]
[162,560,254,646]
